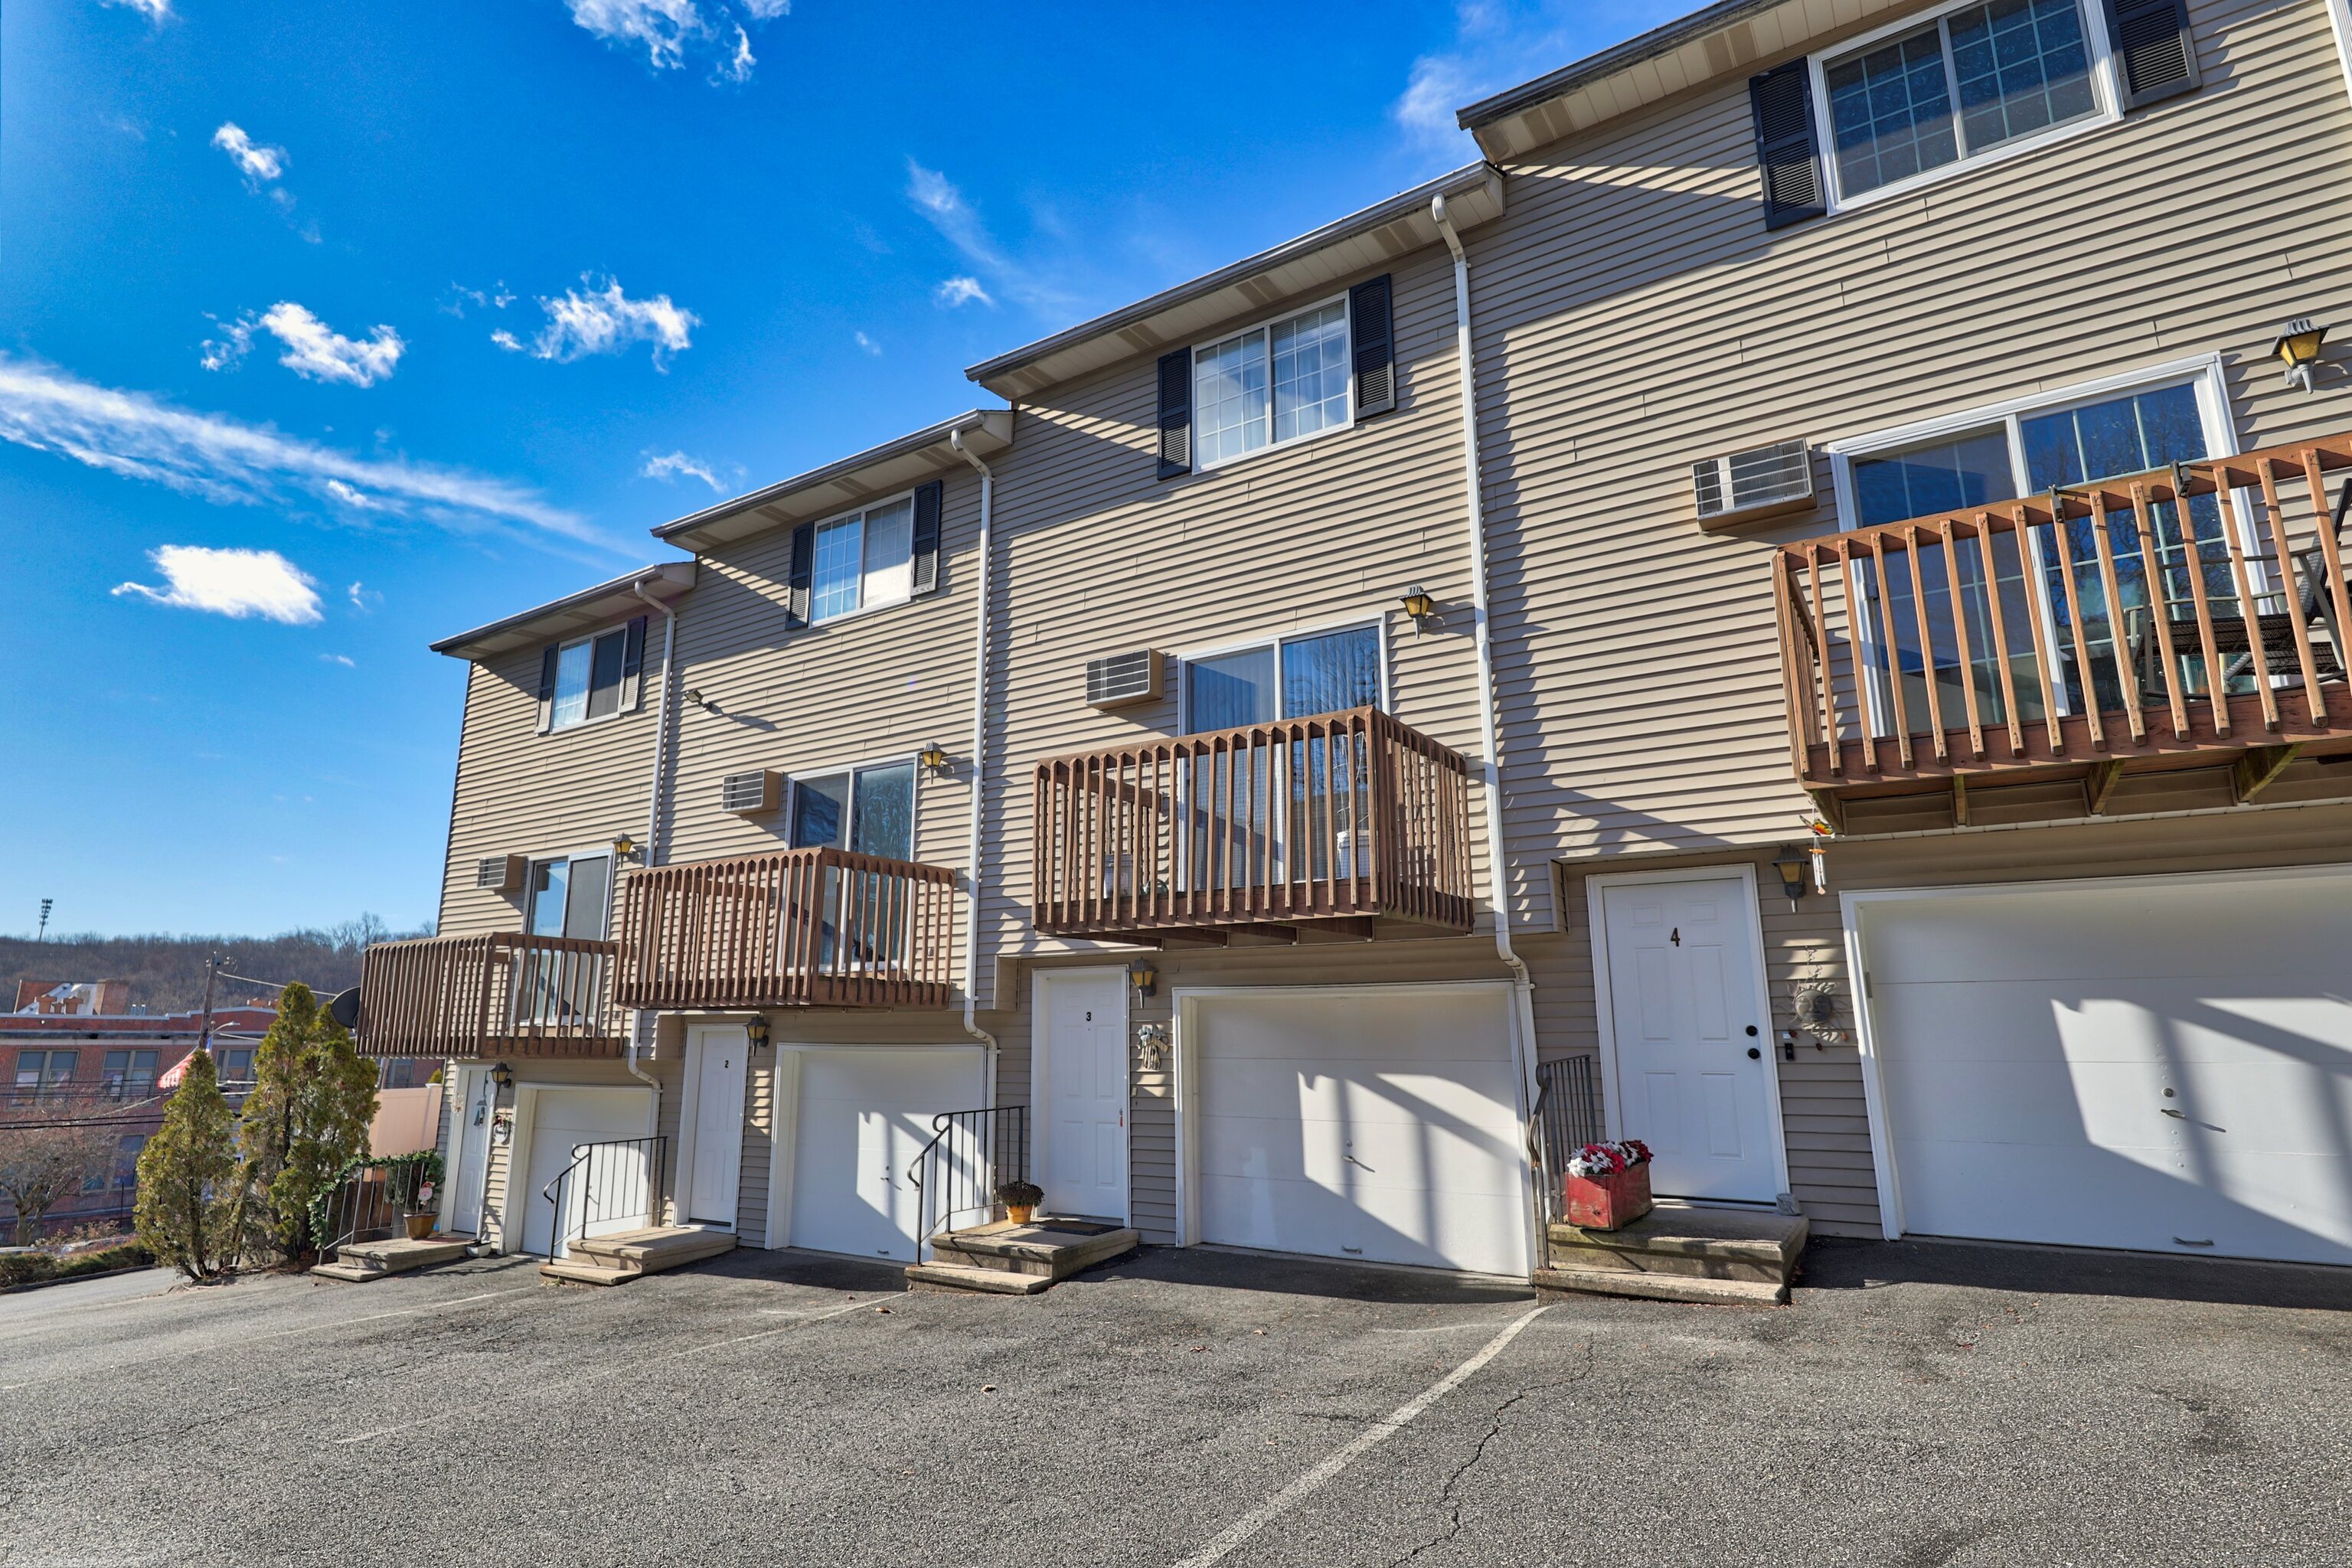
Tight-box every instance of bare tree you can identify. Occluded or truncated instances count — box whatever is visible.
[0,1099,117,1244]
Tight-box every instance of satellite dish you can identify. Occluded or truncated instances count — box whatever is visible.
[328,987,362,1031]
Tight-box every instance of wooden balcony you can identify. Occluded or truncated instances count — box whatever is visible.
[1031,705,1476,942]
[1776,432,2352,816]
[354,933,626,1059]
[614,848,956,1010]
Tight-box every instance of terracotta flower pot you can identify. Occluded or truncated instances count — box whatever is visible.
[1004,1204,1035,1225]
[1564,1164,1652,1231]
[404,1212,436,1241]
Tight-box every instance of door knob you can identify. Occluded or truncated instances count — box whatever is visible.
[1745,1025,1759,1037]
[1746,1047,1762,1060]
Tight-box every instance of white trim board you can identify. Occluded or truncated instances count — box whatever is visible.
[1168,979,1531,1272]
[1031,966,1133,1226]
[1582,863,1793,1204]
[1840,861,2352,1241]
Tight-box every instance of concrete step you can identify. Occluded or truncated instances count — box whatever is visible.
[541,1258,640,1286]
[570,1226,737,1275]
[310,1236,473,1283]
[904,1261,1054,1295]
[926,1221,1138,1282]
[1534,1266,1788,1308]
[1547,1206,1808,1288]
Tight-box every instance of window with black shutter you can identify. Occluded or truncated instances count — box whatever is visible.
[537,644,560,733]
[2104,0,2198,109]
[786,521,814,627]
[1348,274,1396,419]
[1157,348,1193,479]
[910,479,943,595]
[1749,61,1824,230]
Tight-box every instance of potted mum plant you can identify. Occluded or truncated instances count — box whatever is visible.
[404,1180,438,1240]
[1563,1139,1654,1231]
[996,1179,1044,1226]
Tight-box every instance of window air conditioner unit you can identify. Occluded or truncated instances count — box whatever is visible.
[1086,649,1164,709]
[475,854,526,893]
[721,769,782,815]
[1692,438,1814,527]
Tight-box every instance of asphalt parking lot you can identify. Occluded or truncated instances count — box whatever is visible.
[3,1237,2348,1567]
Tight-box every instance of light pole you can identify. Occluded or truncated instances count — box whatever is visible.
[37,899,52,942]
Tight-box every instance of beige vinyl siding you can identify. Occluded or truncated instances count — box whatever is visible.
[738,1057,773,1246]
[977,238,1509,992]
[439,635,662,937]
[1472,0,2352,873]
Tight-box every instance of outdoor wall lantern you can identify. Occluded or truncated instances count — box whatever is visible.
[2273,318,2330,394]
[1400,585,1438,623]
[1129,959,1158,999]
[611,832,642,864]
[1772,845,1809,910]
[491,1062,514,1090]
[918,740,952,774]
[745,1014,770,1051]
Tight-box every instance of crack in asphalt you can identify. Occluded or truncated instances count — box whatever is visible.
[1385,1341,1598,1568]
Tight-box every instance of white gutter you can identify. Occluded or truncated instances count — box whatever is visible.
[1432,191,1547,1271]
[623,577,678,1124]
[949,429,1002,1064]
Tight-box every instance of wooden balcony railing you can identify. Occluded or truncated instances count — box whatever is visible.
[614,848,956,1010]
[354,933,625,1059]
[1032,705,1476,939]
[1777,432,2352,799]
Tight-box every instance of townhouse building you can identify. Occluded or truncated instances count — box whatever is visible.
[356,0,2352,1285]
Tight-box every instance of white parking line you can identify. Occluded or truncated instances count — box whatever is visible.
[1171,1304,1550,1568]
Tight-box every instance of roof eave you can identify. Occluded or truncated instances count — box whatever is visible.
[430,560,698,662]
[963,162,1506,402]
[651,407,1014,553]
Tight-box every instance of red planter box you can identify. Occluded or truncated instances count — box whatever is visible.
[1564,1164,1652,1230]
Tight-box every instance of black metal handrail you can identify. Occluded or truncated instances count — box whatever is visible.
[542,1135,667,1260]
[906,1106,1027,1259]
[1530,1056,1604,1227]
[320,1160,437,1263]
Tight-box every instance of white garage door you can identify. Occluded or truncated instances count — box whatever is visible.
[517,1086,653,1257]
[1191,986,1528,1277]
[1860,867,2352,1266]
[786,1047,985,1263]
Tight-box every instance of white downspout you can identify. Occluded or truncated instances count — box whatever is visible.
[949,427,1001,1068]
[625,577,676,1168]
[1432,191,1547,1273]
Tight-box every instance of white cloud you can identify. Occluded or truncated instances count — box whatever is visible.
[439,282,514,318]
[853,331,882,356]
[0,353,605,548]
[905,160,1067,314]
[199,315,254,372]
[1390,2,1648,155]
[348,581,383,612]
[325,479,382,510]
[319,652,356,667]
[501,276,698,368]
[102,0,172,22]
[257,302,404,387]
[641,449,728,492]
[113,546,324,625]
[564,0,787,79]
[933,276,991,309]
[211,122,285,185]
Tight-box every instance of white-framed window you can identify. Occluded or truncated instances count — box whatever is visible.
[1181,621,1386,731]
[1826,355,2246,730]
[11,1049,76,1102]
[810,495,916,624]
[789,760,916,861]
[1811,0,2118,210]
[215,1047,256,1086]
[544,622,640,733]
[102,1049,159,1101]
[1194,298,1352,470]
[525,851,613,941]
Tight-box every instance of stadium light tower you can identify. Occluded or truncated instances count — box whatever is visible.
[37,898,52,941]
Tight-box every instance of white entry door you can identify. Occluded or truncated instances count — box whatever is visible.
[447,1067,492,1236]
[1188,985,1529,1276]
[685,1027,749,1227]
[1859,869,2352,1265]
[786,1047,985,1262]
[1039,970,1129,1221]
[1596,873,1781,1204]
[517,1086,653,1256]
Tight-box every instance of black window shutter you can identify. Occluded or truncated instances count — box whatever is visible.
[786,522,814,628]
[910,480,943,595]
[537,644,559,731]
[619,616,648,710]
[1156,348,1192,479]
[2105,0,2199,109]
[1348,274,1396,419]
[1749,61,1826,230]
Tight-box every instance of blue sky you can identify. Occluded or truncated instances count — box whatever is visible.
[1,0,1681,939]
